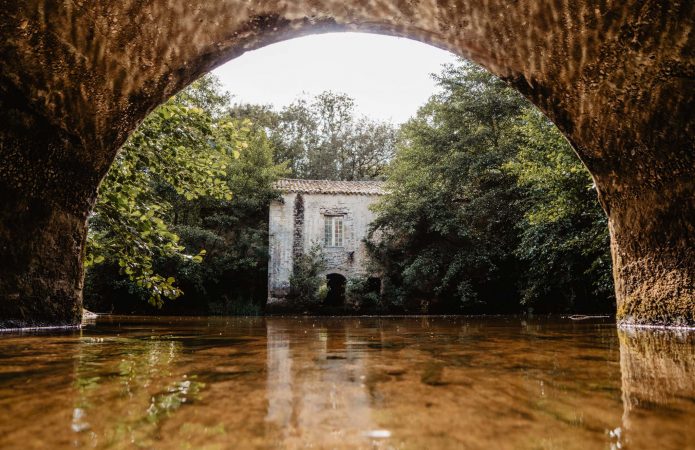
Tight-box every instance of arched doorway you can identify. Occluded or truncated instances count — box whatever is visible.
[325,273,347,306]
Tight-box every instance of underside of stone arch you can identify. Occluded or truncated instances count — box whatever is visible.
[1,1,693,327]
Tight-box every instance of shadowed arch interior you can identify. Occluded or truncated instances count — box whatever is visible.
[0,1,693,327]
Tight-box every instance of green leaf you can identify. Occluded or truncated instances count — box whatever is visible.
[86,73,269,306]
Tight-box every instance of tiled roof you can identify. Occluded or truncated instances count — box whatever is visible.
[274,178,386,195]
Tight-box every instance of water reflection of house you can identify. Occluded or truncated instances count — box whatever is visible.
[267,179,385,305]
[265,319,376,447]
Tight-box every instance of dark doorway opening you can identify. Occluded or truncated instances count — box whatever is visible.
[325,273,347,306]
[367,277,381,294]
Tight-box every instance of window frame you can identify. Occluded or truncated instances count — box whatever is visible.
[324,215,345,248]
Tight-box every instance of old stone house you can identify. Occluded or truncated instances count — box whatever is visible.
[268,178,385,305]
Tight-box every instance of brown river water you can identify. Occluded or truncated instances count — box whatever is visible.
[0,316,694,449]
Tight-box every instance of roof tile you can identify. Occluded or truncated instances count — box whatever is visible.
[274,178,386,195]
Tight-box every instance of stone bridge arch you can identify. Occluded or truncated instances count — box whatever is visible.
[1,1,693,327]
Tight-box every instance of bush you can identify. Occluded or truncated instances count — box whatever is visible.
[289,244,327,305]
[345,276,380,310]
[208,296,263,316]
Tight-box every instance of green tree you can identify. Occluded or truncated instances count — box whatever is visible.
[505,108,613,311]
[270,92,397,180]
[368,60,526,312]
[86,75,247,306]
[368,60,613,313]
[161,120,287,314]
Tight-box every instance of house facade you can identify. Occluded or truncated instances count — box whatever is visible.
[267,179,385,304]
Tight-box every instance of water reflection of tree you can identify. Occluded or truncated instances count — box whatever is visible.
[71,333,205,447]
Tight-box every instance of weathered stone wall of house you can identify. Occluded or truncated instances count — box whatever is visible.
[268,192,381,303]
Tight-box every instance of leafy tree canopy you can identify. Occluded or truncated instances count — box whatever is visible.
[506,108,613,308]
[86,75,250,306]
[368,60,613,313]
[232,91,398,181]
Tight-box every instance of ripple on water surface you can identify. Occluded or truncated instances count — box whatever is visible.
[0,315,694,449]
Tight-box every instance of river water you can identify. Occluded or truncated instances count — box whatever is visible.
[0,316,693,449]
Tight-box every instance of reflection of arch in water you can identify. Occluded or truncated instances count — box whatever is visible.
[618,328,695,448]
[325,273,347,306]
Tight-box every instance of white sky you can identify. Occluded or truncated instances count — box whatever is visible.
[212,32,458,124]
